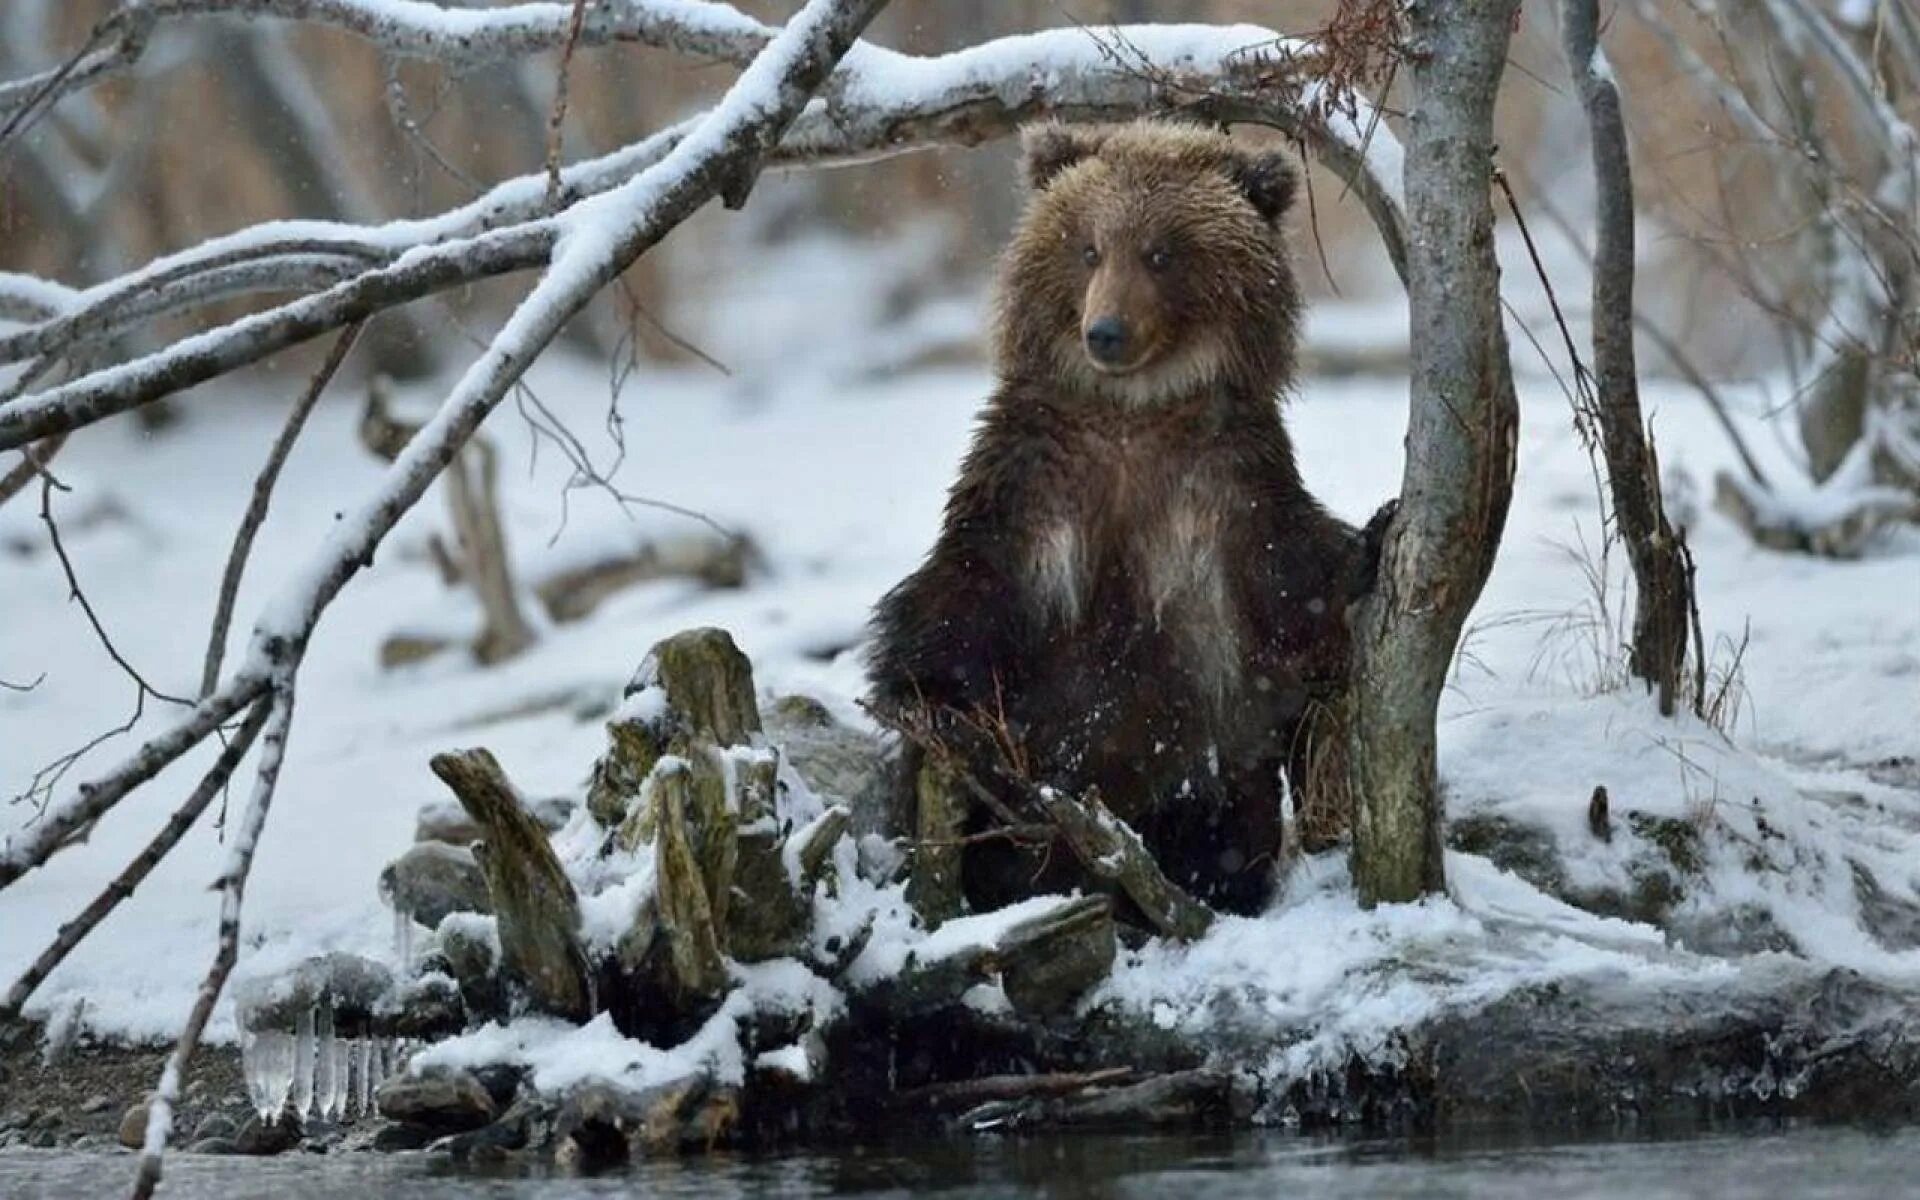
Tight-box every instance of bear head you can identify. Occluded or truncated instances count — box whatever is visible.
[994,120,1303,407]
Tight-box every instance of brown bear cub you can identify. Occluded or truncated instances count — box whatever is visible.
[868,121,1390,918]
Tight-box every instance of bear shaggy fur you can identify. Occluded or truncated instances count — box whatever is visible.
[868,121,1386,917]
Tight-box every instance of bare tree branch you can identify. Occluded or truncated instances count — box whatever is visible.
[1,696,273,1020]
[0,432,65,508]
[0,25,1406,454]
[200,323,364,699]
[5,0,890,892]
[1562,0,1693,715]
[131,687,294,1200]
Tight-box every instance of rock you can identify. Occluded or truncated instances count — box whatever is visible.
[763,695,891,819]
[380,842,492,930]
[375,1068,497,1132]
[371,1122,440,1152]
[80,1093,112,1115]
[187,1136,240,1155]
[192,1113,239,1142]
[472,1064,525,1112]
[439,914,506,1023]
[117,1095,153,1150]
[234,952,395,1033]
[415,796,574,846]
[383,972,465,1039]
[234,1112,302,1156]
[1851,859,1920,950]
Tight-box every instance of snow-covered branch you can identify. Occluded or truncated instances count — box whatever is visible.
[0,0,771,127]
[0,0,888,891]
[0,22,1407,455]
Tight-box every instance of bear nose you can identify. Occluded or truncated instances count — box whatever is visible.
[1085,317,1128,364]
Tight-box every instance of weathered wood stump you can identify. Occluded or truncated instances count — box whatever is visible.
[429,748,593,1021]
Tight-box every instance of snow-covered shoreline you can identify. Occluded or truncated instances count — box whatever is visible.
[3,303,1917,1106]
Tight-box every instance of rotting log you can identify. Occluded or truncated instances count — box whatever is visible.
[647,761,730,1007]
[638,627,762,748]
[954,1066,1242,1131]
[591,627,761,833]
[907,755,966,927]
[429,748,593,1021]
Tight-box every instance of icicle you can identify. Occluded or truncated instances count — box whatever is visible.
[290,1006,316,1119]
[392,907,415,970]
[241,1028,296,1120]
[312,1005,337,1121]
[351,1037,370,1117]
[331,1032,351,1120]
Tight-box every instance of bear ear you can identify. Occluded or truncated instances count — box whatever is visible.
[1021,124,1107,190]
[1230,149,1298,222]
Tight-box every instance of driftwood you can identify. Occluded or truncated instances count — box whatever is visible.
[429,748,593,1021]
[363,378,536,667]
[955,1067,1240,1131]
[897,1066,1135,1113]
[533,531,755,624]
[1031,787,1214,942]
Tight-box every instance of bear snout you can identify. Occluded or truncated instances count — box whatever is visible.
[1084,316,1129,365]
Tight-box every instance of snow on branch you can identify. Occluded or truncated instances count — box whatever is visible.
[0,21,1406,455]
[0,0,888,896]
[0,0,774,127]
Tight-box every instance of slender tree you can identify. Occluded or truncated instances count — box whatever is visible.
[1347,0,1524,905]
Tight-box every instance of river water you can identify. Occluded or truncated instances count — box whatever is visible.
[1,1125,1914,1198]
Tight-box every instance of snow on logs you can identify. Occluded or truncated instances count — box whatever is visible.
[231,626,1199,1157]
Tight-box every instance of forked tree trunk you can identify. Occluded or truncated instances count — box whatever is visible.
[1348,0,1523,906]
[1562,0,1693,715]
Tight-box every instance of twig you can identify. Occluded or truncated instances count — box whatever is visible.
[1,697,274,1019]
[200,322,363,698]
[41,473,193,709]
[0,677,267,888]
[898,1066,1136,1111]
[131,687,294,1200]
[545,0,591,210]
[0,433,66,508]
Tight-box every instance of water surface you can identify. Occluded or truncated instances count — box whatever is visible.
[2,1125,1914,1199]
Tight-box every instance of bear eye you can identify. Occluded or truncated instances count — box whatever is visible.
[1080,244,1099,267]
[1145,247,1171,272]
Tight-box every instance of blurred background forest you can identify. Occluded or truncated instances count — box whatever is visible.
[6,0,1911,398]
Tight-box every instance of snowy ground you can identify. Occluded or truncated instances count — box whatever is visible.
[2,284,1916,1072]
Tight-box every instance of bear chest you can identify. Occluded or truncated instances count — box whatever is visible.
[1022,462,1251,699]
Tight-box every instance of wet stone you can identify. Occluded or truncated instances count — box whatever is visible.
[117,1096,153,1150]
[380,842,493,930]
[234,1112,302,1156]
[375,1068,497,1133]
[192,1113,239,1142]
[187,1136,240,1155]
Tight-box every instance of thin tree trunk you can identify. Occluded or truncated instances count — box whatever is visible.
[1563,0,1692,715]
[1348,0,1522,906]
